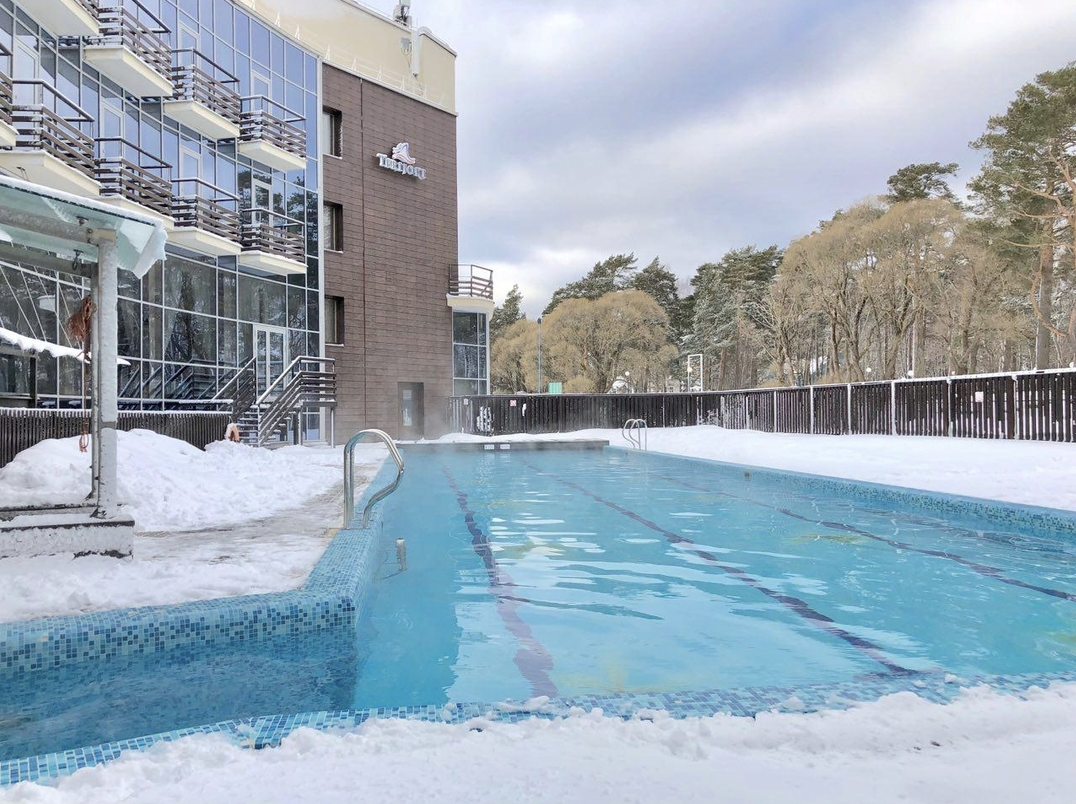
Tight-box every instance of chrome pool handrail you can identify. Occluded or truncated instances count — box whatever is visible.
[343,428,405,528]
[622,418,648,450]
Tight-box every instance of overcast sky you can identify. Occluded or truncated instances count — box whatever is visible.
[384,0,1076,317]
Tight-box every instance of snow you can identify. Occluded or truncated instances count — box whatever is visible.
[3,426,1076,802]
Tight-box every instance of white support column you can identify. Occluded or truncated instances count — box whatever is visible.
[91,230,119,519]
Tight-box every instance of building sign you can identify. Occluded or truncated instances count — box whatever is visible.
[376,142,427,180]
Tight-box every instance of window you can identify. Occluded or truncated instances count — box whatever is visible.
[452,311,488,395]
[323,202,343,251]
[325,296,344,345]
[321,108,342,157]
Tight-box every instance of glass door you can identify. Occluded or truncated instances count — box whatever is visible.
[254,324,288,397]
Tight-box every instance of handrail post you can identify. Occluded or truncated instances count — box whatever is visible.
[343,428,405,528]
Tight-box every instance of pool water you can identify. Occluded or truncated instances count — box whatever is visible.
[353,447,1076,709]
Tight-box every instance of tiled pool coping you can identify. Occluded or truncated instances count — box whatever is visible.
[4,444,1076,786]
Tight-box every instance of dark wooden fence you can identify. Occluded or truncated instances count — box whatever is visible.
[1,409,232,468]
[448,369,1076,443]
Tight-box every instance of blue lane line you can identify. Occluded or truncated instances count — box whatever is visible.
[518,458,915,676]
[660,471,1076,605]
[439,463,559,698]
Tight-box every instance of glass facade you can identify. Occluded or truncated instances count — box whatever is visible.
[452,310,487,395]
[0,0,320,409]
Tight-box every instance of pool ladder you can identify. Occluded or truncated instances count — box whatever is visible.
[343,429,405,528]
[622,418,648,450]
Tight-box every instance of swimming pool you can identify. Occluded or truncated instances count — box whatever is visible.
[356,444,1076,708]
[4,442,1076,780]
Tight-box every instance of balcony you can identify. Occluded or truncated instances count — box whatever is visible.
[239,209,306,276]
[165,49,240,141]
[237,96,306,173]
[171,179,242,257]
[83,1,172,98]
[94,137,173,226]
[22,0,99,37]
[448,264,495,312]
[0,45,16,148]
[0,81,98,197]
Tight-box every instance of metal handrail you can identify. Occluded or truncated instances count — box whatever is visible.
[344,429,404,528]
[622,418,647,450]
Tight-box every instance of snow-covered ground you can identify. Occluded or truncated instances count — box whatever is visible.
[2,427,1076,802]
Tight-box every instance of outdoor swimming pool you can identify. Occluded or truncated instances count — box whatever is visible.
[4,443,1076,778]
[356,445,1076,708]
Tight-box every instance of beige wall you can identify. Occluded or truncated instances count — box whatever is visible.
[235,0,456,113]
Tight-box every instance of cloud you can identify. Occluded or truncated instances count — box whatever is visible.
[397,0,1076,317]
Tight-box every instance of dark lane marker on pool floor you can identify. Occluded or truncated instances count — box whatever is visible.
[439,463,559,699]
[658,472,1076,606]
[518,458,916,677]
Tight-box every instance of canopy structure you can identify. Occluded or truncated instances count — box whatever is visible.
[0,174,166,524]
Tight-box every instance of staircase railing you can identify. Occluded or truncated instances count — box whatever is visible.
[213,356,257,420]
[343,428,404,528]
[253,356,336,447]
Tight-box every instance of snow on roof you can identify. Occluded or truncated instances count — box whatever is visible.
[0,326,130,365]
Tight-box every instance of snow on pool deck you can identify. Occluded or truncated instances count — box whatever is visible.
[2,426,1076,802]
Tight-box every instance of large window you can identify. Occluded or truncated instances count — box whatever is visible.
[452,311,488,395]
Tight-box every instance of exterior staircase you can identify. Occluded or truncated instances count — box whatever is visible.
[221,356,336,446]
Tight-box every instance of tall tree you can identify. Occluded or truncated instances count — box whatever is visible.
[543,253,638,315]
[490,284,525,343]
[490,318,538,393]
[543,290,674,393]
[885,162,959,204]
[971,61,1076,365]
[628,257,684,337]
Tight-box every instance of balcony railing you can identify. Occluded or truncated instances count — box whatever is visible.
[88,1,171,85]
[172,178,240,242]
[450,264,494,300]
[95,137,172,218]
[241,209,305,263]
[10,81,95,180]
[170,48,240,123]
[0,43,11,127]
[239,96,305,160]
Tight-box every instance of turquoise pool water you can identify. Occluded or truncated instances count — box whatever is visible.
[353,447,1076,709]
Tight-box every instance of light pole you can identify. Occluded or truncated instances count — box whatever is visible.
[536,316,542,393]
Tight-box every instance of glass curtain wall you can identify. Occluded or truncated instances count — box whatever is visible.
[0,0,320,409]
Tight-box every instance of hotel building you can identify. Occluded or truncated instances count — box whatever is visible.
[0,0,490,443]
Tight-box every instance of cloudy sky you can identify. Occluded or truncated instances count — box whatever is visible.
[383,0,1076,317]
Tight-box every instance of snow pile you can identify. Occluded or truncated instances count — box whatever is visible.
[0,429,374,532]
[6,683,1076,803]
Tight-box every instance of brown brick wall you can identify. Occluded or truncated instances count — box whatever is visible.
[323,66,458,439]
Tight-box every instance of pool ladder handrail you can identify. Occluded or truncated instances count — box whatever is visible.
[622,418,648,450]
[344,428,405,528]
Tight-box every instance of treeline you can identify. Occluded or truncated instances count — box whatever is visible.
[490,61,1076,394]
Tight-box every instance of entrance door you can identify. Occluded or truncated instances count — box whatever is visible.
[254,325,288,396]
[398,382,424,439]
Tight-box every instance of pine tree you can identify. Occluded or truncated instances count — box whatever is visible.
[490,284,525,342]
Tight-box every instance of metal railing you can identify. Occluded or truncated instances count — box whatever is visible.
[622,418,647,450]
[449,264,494,300]
[10,81,95,180]
[172,178,241,242]
[240,209,305,263]
[0,43,12,128]
[252,357,336,447]
[212,356,257,420]
[170,48,240,123]
[95,137,172,218]
[89,2,172,87]
[343,428,404,528]
[239,95,305,160]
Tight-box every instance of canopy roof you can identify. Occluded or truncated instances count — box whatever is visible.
[0,175,166,279]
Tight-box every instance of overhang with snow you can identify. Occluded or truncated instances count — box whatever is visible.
[0,174,168,555]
